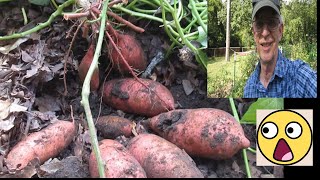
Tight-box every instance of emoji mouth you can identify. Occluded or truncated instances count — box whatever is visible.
[273,138,293,161]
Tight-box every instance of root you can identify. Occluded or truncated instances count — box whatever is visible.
[63,20,86,96]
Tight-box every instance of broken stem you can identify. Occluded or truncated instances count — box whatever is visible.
[63,11,90,20]
[21,7,28,25]
[0,0,75,40]
[81,0,109,178]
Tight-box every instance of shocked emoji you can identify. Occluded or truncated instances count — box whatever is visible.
[257,110,312,165]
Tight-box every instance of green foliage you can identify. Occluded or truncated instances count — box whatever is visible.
[209,0,254,47]
[241,98,284,124]
[207,56,233,97]
[208,0,317,53]
[208,0,225,47]
[231,52,257,97]
[282,42,317,70]
[281,0,317,44]
[207,53,257,98]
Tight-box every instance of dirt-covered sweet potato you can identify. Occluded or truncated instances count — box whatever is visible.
[107,26,147,74]
[126,133,204,178]
[96,115,133,139]
[102,78,174,117]
[148,108,250,160]
[89,139,147,178]
[5,120,77,170]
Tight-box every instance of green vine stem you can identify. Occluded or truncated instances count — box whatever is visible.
[229,98,252,178]
[247,147,257,154]
[21,7,28,25]
[80,0,109,178]
[0,0,75,41]
[189,0,207,33]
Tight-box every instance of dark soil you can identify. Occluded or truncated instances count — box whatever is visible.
[0,2,281,178]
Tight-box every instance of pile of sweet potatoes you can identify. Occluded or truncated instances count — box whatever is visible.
[89,108,250,178]
[74,24,251,178]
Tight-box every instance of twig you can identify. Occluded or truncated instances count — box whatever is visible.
[63,20,85,96]
[91,6,145,33]
[107,11,144,33]
[81,0,109,178]
[0,0,76,40]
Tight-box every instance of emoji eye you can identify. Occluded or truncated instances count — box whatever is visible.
[286,122,302,139]
[261,122,278,139]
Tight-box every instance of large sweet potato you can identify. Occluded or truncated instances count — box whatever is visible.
[96,115,133,139]
[5,120,77,170]
[102,78,174,117]
[89,139,147,178]
[148,108,250,160]
[126,133,204,178]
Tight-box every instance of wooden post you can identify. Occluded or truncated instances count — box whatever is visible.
[225,0,231,61]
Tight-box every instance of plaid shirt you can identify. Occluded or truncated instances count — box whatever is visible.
[243,50,317,98]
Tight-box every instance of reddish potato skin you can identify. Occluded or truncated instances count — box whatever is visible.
[102,78,174,117]
[96,115,133,139]
[109,32,147,74]
[89,139,147,178]
[126,134,204,178]
[6,120,76,170]
[78,44,100,91]
[148,108,250,160]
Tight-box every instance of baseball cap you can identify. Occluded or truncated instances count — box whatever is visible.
[252,0,281,20]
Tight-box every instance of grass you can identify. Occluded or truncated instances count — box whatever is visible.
[207,53,257,98]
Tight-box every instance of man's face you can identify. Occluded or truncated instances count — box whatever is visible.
[253,7,283,65]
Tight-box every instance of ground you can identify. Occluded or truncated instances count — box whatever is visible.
[0,2,282,178]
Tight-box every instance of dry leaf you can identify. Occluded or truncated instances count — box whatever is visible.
[0,37,29,55]
[182,79,194,96]
[0,99,11,120]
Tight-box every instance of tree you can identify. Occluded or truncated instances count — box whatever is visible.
[208,0,226,47]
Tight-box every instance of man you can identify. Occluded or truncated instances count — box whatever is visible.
[243,0,317,98]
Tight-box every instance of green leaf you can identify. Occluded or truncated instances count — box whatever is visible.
[196,26,207,48]
[241,98,284,124]
[29,0,50,6]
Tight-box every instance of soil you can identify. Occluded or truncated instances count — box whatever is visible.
[0,2,282,178]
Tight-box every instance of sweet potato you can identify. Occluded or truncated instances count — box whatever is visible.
[78,43,100,91]
[5,120,76,170]
[102,78,175,117]
[126,133,204,178]
[96,115,133,139]
[108,26,147,74]
[89,139,147,178]
[148,108,250,160]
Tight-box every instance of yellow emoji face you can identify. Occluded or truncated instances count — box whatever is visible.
[257,110,312,165]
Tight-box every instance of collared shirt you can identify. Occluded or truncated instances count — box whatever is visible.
[243,50,317,98]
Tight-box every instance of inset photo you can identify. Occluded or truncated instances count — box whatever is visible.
[207,0,317,98]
